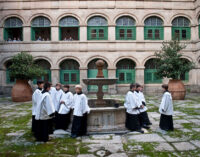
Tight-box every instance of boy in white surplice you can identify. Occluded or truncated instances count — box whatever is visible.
[71,85,90,138]
[124,83,144,133]
[159,84,174,131]
[57,84,73,130]
[32,80,44,136]
[35,82,55,142]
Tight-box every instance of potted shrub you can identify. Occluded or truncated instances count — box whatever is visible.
[155,40,195,100]
[9,52,45,102]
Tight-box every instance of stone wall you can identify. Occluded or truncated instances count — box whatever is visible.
[0,0,200,96]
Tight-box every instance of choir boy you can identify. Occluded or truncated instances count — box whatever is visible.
[159,84,174,131]
[71,85,90,138]
[57,84,73,130]
[35,82,55,142]
[124,83,144,133]
[135,83,152,129]
[32,80,44,135]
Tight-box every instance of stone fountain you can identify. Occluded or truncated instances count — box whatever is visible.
[83,60,126,133]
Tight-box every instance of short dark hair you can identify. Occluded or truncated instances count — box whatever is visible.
[42,82,51,93]
[63,84,70,88]
[130,83,136,90]
[162,84,168,91]
[136,83,141,88]
[37,80,44,85]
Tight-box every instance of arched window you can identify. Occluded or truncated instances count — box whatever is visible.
[87,59,108,92]
[33,59,51,84]
[116,16,136,40]
[87,16,108,40]
[60,59,80,84]
[5,61,16,84]
[116,59,136,84]
[144,16,164,40]
[59,16,79,41]
[4,17,23,41]
[144,59,162,84]
[172,17,191,40]
[31,16,51,41]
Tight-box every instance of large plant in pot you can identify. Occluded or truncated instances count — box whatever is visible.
[9,52,45,102]
[155,40,195,100]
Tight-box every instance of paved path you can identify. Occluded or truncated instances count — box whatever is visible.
[0,95,200,157]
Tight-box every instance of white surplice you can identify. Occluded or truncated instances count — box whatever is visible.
[124,91,140,115]
[35,92,55,120]
[58,91,74,114]
[159,92,174,115]
[72,93,90,116]
[32,88,43,116]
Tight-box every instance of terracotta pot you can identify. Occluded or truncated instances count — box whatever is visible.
[11,80,33,102]
[168,79,186,100]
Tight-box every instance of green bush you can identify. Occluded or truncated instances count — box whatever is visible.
[9,52,45,80]
[155,40,195,80]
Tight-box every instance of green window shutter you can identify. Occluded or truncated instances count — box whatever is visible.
[31,27,35,41]
[87,26,108,40]
[4,28,8,41]
[116,69,135,84]
[60,70,80,84]
[145,69,162,84]
[6,70,15,84]
[185,71,189,81]
[186,27,191,40]
[144,26,163,40]
[199,25,200,39]
[172,27,191,40]
[116,26,136,40]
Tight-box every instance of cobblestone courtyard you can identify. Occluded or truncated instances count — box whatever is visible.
[0,94,200,157]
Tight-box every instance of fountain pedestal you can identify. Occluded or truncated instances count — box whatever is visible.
[83,59,126,132]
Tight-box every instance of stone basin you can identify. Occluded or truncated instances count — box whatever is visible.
[87,99,126,133]
[82,78,118,85]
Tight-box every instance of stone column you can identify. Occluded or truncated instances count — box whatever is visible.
[79,67,88,93]
[51,68,59,85]
[191,26,198,41]
[23,26,31,41]
[0,27,3,41]
[135,66,145,85]
[108,68,117,94]
[108,26,115,41]
[79,25,87,41]
[164,25,171,40]
[0,69,6,87]
[51,26,59,41]
[136,25,144,41]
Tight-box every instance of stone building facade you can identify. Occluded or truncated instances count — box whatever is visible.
[0,0,200,95]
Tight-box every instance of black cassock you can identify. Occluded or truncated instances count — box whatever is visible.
[56,111,71,130]
[138,111,152,126]
[126,112,141,131]
[159,114,174,131]
[71,113,88,136]
[35,120,49,142]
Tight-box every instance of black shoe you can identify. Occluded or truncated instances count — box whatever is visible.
[137,130,144,134]
[71,134,77,138]
[142,125,150,129]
